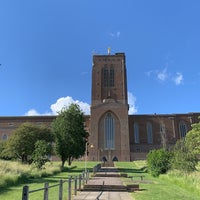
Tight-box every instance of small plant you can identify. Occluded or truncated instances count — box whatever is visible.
[147,148,172,177]
[32,140,52,169]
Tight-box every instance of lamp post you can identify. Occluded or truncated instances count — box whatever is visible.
[85,142,88,174]
[98,148,103,161]
[84,142,94,174]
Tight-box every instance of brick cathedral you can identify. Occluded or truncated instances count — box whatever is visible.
[0,52,199,161]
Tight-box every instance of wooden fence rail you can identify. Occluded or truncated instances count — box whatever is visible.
[22,171,89,200]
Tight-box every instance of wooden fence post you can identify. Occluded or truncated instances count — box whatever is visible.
[87,170,89,181]
[83,172,85,184]
[85,171,87,184]
[59,179,63,200]
[74,176,77,195]
[43,182,49,200]
[85,170,89,184]
[79,174,82,190]
[68,177,72,200]
[21,172,87,200]
[22,185,29,200]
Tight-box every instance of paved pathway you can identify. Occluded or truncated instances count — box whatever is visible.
[72,167,133,200]
[72,191,133,200]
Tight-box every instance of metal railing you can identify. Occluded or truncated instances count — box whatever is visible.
[95,181,104,200]
[93,163,101,174]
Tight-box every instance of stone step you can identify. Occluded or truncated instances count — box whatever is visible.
[127,184,140,192]
[94,173,121,177]
[82,184,127,192]
[94,173,128,177]
[101,162,114,167]
[82,184,140,192]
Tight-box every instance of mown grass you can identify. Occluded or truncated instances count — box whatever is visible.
[0,160,98,200]
[115,161,200,200]
[1,160,200,200]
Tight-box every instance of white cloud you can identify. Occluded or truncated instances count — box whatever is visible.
[25,96,90,116]
[25,109,51,116]
[25,93,137,116]
[173,72,183,85]
[146,68,168,82]
[128,92,138,114]
[109,31,121,38]
[157,68,168,81]
[25,109,40,116]
[50,96,90,115]
[146,68,183,85]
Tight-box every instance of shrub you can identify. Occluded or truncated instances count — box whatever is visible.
[32,140,52,169]
[171,139,198,172]
[147,148,172,177]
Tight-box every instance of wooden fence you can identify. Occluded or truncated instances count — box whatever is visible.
[21,171,89,200]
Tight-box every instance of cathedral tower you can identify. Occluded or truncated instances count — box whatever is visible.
[89,52,130,161]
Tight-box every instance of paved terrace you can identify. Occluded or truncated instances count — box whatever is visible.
[72,167,133,200]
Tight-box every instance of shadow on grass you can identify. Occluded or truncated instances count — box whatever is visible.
[116,166,151,195]
[0,176,63,198]
[117,167,147,174]
[61,166,94,174]
[0,165,92,195]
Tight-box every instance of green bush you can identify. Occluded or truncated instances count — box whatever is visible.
[171,139,198,172]
[32,140,51,169]
[147,148,172,177]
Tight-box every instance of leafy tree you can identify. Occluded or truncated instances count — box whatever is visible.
[171,138,198,172]
[147,148,172,177]
[171,119,200,173]
[6,123,53,163]
[0,140,11,160]
[52,103,88,168]
[185,119,200,155]
[32,140,52,169]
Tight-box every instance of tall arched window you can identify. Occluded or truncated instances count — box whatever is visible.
[103,65,115,87]
[103,66,109,87]
[109,66,114,87]
[104,113,115,149]
[134,123,139,143]
[179,121,187,138]
[160,122,165,134]
[147,122,153,144]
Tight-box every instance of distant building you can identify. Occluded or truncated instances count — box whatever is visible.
[0,52,199,161]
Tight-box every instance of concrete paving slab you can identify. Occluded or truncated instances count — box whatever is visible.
[72,167,133,200]
[73,191,133,200]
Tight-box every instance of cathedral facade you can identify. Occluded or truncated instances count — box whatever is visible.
[0,52,199,161]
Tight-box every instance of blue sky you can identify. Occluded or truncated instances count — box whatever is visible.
[0,0,200,116]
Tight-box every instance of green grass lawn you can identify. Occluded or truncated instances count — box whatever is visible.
[1,160,200,200]
[115,161,200,200]
[0,161,98,200]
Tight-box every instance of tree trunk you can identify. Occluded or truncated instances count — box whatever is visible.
[22,154,28,164]
[61,160,65,169]
[68,157,72,166]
